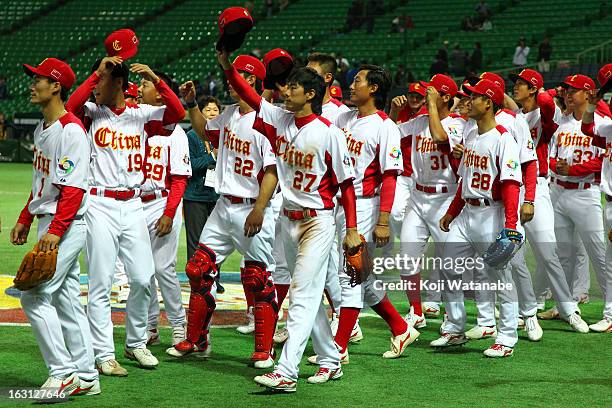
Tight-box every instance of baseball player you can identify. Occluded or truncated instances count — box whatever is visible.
[432,79,521,358]
[509,68,589,332]
[11,58,99,396]
[575,67,612,332]
[218,49,362,391]
[137,71,191,347]
[66,55,185,375]
[397,74,465,329]
[546,75,608,332]
[310,64,419,366]
[167,55,279,370]
[460,72,543,341]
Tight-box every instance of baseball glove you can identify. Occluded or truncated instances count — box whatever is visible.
[483,228,524,268]
[344,234,371,287]
[13,244,58,291]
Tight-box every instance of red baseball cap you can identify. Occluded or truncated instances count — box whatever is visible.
[233,55,266,81]
[509,68,543,89]
[464,79,504,106]
[471,72,505,91]
[216,7,253,52]
[105,29,139,60]
[23,58,76,89]
[597,63,612,95]
[560,74,596,91]
[330,85,343,99]
[407,82,426,96]
[124,82,139,98]
[263,48,294,89]
[420,74,458,97]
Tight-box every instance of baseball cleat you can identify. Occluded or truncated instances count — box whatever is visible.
[330,313,339,336]
[38,373,79,400]
[166,339,211,358]
[383,325,419,358]
[465,325,497,340]
[566,313,589,333]
[430,333,468,347]
[536,301,545,311]
[423,302,441,317]
[307,344,349,365]
[517,317,525,328]
[576,293,589,304]
[349,320,364,343]
[404,306,426,329]
[96,359,128,376]
[524,315,543,341]
[588,318,612,333]
[538,306,560,320]
[171,325,186,346]
[254,371,297,393]
[254,356,275,369]
[146,328,160,346]
[124,347,158,368]
[307,367,343,384]
[117,285,130,303]
[483,343,514,358]
[72,378,101,396]
[273,327,289,344]
[236,308,255,335]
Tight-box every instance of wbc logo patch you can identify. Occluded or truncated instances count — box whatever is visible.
[58,156,75,175]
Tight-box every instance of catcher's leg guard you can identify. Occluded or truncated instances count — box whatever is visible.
[178,244,217,350]
[241,261,278,361]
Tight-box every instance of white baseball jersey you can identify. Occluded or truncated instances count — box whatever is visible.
[205,104,276,199]
[333,110,403,196]
[141,125,192,192]
[592,115,612,195]
[321,98,351,122]
[519,105,564,176]
[29,113,90,216]
[253,99,355,209]
[398,113,465,186]
[465,109,536,165]
[83,102,174,189]
[460,125,522,200]
[549,113,605,183]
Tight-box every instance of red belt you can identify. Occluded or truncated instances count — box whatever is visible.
[551,178,591,190]
[223,195,256,204]
[283,208,317,220]
[465,198,493,206]
[415,183,448,194]
[90,188,137,201]
[141,190,169,203]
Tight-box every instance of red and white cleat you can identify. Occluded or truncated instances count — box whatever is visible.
[254,371,297,392]
[483,343,514,358]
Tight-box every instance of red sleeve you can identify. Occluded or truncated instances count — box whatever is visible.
[537,91,558,143]
[155,80,185,125]
[568,155,603,177]
[163,175,188,218]
[501,180,520,229]
[581,122,607,148]
[549,157,557,174]
[339,179,357,229]
[224,66,262,111]
[47,186,85,237]
[379,170,397,213]
[66,72,99,121]
[521,160,537,201]
[446,180,465,218]
[17,192,34,227]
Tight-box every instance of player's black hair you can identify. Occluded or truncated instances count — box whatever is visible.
[286,67,325,115]
[359,64,391,110]
[198,95,222,111]
[307,52,337,86]
[60,86,69,102]
[91,58,129,91]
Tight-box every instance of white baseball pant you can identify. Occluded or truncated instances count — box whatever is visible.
[86,194,154,363]
[20,216,97,380]
[275,210,340,381]
[271,193,290,285]
[390,175,413,239]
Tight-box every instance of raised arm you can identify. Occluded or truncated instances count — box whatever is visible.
[217,49,262,110]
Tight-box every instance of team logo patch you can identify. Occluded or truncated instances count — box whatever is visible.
[183,154,190,165]
[58,157,75,175]
[527,139,534,150]
[389,147,401,159]
[112,40,122,51]
[506,159,519,170]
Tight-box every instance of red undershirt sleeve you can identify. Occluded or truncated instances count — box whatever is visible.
[446,180,465,218]
[568,155,603,177]
[47,186,84,237]
[17,192,34,227]
[163,175,189,218]
[379,170,397,213]
[339,179,357,229]
[521,160,537,202]
[66,72,99,120]
[581,122,607,148]
[549,157,558,174]
[501,180,520,229]
[155,80,185,125]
